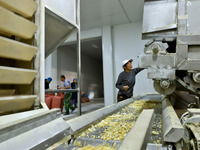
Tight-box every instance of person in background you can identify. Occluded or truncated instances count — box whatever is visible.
[45,77,52,90]
[81,91,88,98]
[60,75,75,115]
[116,59,144,103]
[81,91,90,103]
[71,78,78,108]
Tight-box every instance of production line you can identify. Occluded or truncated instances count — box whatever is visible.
[1,0,200,149]
[59,0,200,148]
[57,0,200,147]
[0,94,193,150]
[53,94,177,150]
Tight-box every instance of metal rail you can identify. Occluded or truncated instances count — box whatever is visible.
[76,0,81,116]
[45,89,79,94]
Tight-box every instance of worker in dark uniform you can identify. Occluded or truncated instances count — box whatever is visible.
[71,78,78,108]
[116,59,143,102]
[45,77,52,89]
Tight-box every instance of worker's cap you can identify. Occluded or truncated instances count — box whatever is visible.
[47,77,52,82]
[122,59,133,68]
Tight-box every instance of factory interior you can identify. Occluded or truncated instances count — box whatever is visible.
[1,0,200,150]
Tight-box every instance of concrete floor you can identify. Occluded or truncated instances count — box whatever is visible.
[62,98,104,121]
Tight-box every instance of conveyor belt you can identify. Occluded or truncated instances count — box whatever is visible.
[149,109,162,144]
[61,100,163,150]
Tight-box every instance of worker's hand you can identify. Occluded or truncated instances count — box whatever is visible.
[123,85,129,91]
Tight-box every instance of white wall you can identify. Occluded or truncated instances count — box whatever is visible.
[57,46,104,98]
[112,22,155,98]
[45,22,155,104]
[102,26,115,106]
[45,54,52,78]
[45,51,57,89]
[57,46,77,86]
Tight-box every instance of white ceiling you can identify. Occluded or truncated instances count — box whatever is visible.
[61,0,144,60]
[80,0,144,30]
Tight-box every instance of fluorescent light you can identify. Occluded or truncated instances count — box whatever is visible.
[92,44,99,48]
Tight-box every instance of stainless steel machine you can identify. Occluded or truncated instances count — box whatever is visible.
[1,0,200,150]
[139,0,200,96]
[139,0,200,149]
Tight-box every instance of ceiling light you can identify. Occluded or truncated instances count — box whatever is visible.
[92,44,99,49]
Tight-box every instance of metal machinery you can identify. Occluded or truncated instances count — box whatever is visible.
[139,0,200,97]
[1,0,200,150]
[138,0,200,149]
[0,0,81,149]
[41,0,200,149]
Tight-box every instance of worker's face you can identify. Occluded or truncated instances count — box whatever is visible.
[74,79,77,83]
[48,80,51,84]
[60,78,65,82]
[124,61,132,71]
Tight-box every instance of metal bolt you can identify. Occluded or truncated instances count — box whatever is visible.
[167,144,173,150]
[193,73,200,83]
[160,80,170,89]
[152,44,160,54]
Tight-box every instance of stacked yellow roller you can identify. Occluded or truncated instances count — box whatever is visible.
[0,0,39,115]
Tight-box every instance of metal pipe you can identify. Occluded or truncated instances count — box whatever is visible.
[76,0,81,116]
[34,0,46,108]
[45,89,79,94]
